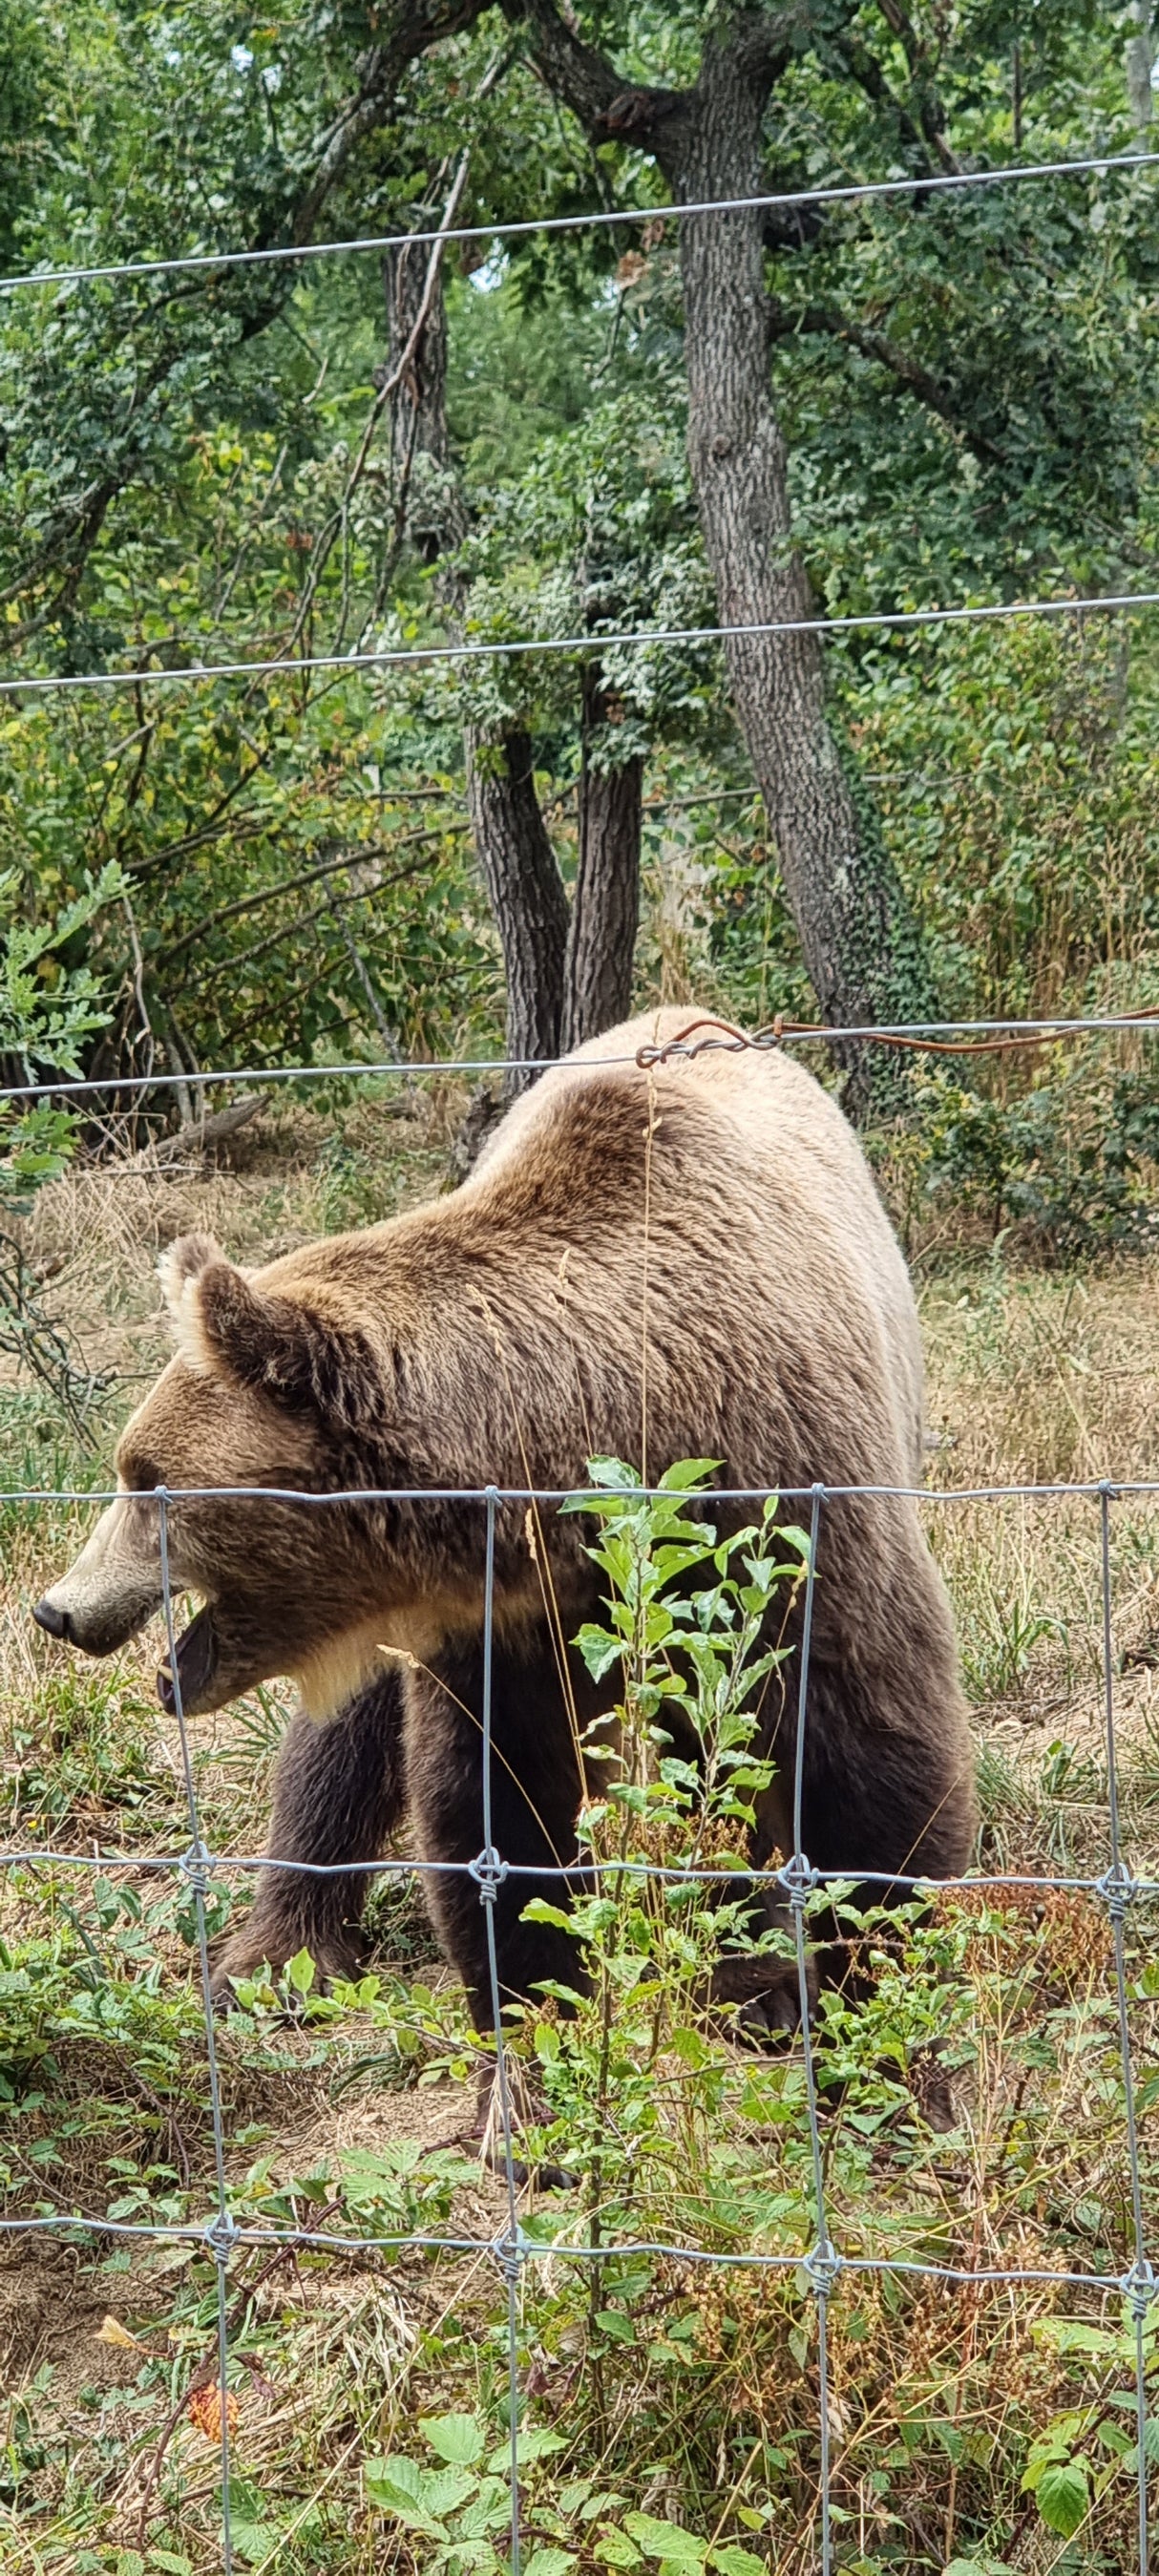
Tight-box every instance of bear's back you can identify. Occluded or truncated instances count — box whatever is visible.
[470,1009,925,1489]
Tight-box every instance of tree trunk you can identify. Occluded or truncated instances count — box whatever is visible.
[563,671,643,1049]
[657,31,937,1098]
[502,4,938,1094]
[673,53,927,1029]
[386,227,570,1085]
[382,226,465,556]
[384,225,643,1085]
[465,728,570,1086]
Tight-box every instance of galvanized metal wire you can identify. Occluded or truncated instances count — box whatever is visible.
[0,142,1154,300]
[5,581,1159,700]
[5,1466,1156,2568]
[7,1005,1159,1109]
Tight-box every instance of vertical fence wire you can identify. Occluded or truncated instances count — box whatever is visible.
[475,1484,524,2576]
[784,1485,836,2576]
[1099,1482,1155,2576]
[8,1473,1159,2568]
[157,1488,236,2575]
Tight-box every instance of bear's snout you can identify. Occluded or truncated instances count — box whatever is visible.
[32,1595,72,1642]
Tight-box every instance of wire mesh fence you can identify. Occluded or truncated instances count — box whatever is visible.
[2,71,1158,2560]
[3,1460,1156,2573]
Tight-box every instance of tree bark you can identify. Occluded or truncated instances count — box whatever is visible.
[658,29,935,1088]
[509,1,938,1104]
[384,233,642,1083]
[385,224,569,1085]
[382,220,465,553]
[563,671,642,1049]
[465,728,571,1082]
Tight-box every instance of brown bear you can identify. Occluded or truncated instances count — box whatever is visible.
[33,1007,976,2052]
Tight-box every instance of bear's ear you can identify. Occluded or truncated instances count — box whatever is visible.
[178,1255,380,1433]
[158,1232,221,1303]
[158,1234,226,1368]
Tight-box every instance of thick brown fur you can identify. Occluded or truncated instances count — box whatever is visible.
[35,1008,976,2039]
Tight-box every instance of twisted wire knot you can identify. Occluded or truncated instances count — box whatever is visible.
[1122,2257,1157,2321]
[204,2207,239,2266]
[492,2225,528,2289]
[802,2240,841,2299]
[469,1847,509,1906]
[776,1851,819,1912]
[180,1839,213,1897]
[1097,1861,1136,1923]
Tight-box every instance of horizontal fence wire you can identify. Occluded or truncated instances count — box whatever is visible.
[4,1471,1156,2568]
[1,143,1156,298]
[8,1003,1159,1109]
[2,91,1157,2572]
[6,581,1159,699]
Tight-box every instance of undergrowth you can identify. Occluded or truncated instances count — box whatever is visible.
[0,1139,1157,2572]
[0,1460,1157,2574]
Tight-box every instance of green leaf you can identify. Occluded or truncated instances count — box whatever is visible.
[710,2548,767,2576]
[573,1625,624,1681]
[228,2525,282,2568]
[596,2536,643,2568]
[659,1459,721,1489]
[285,1947,315,1996]
[365,2454,452,2538]
[1035,2459,1089,2538]
[424,2467,480,2518]
[486,2429,566,2473]
[420,2412,486,2466]
[583,1457,643,1493]
[623,2515,708,2566]
[523,2552,576,2576]
[457,2476,512,2539]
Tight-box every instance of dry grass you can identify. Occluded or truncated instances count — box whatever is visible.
[0,1115,1157,2572]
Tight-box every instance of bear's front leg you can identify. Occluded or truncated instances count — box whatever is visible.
[210,1668,407,2002]
[405,1632,591,2175]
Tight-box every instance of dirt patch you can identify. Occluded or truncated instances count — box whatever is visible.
[0,2242,155,2402]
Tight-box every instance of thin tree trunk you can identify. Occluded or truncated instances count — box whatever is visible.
[563,671,642,1049]
[661,31,937,1099]
[465,728,570,1085]
[386,226,570,1085]
[385,240,643,1083]
[382,223,464,551]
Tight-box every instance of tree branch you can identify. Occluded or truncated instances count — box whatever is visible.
[501,0,705,172]
[157,829,458,970]
[872,0,960,173]
[292,0,492,240]
[500,0,631,133]
[771,296,1003,466]
[829,32,938,176]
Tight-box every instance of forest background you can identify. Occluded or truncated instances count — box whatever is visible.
[1,0,1159,1249]
[4,14,1159,2574]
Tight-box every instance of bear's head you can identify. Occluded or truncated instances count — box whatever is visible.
[32,1233,396,1718]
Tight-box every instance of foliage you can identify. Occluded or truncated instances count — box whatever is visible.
[0,859,123,1204]
[888,1049,1159,1258]
[0,4,1152,1103]
[6,1422,1159,2566]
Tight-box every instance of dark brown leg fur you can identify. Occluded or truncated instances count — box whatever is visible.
[210,1669,406,2001]
[404,1629,601,2034]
